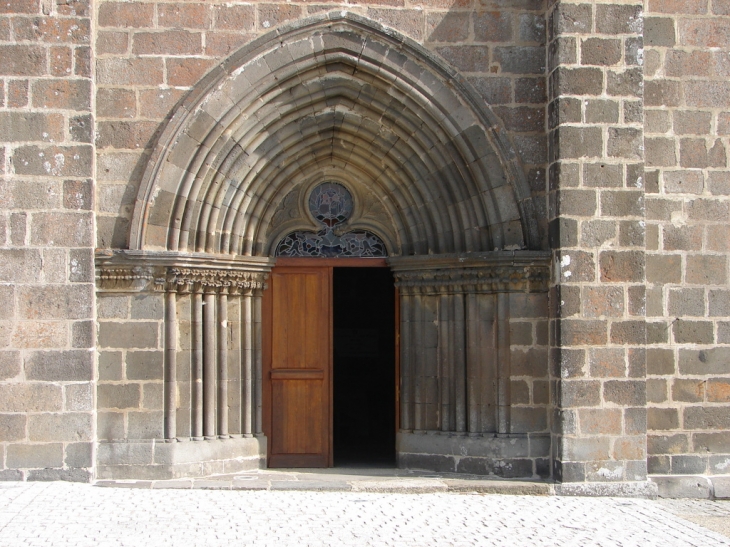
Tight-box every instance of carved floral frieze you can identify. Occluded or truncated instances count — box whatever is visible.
[167,268,267,293]
[95,251,273,293]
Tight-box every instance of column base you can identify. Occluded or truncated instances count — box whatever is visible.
[96,436,267,481]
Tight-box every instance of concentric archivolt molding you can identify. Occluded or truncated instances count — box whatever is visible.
[130,12,541,256]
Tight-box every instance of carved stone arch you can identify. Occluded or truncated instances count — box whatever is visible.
[130,11,541,256]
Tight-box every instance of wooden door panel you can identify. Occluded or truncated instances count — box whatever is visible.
[270,379,325,460]
[271,271,326,369]
[266,267,331,467]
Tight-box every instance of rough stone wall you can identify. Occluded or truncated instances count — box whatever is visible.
[644,0,730,476]
[548,0,648,486]
[94,0,548,252]
[0,0,95,481]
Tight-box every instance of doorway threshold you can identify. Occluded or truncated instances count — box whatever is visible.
[95,468,551,496]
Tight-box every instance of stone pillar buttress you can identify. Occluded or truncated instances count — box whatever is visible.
[548,1,652,495]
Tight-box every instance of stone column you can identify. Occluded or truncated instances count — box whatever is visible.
[253,286,264,436]
[452,293,467,433]
[412,292,424,431]
[439,289,452,432]
[191,287,204,440]
[465,293,497,434]
[466,293,480,434]
[242,290,254,437]
[203,288,217,439]
[217,286,229,438]
[496,293,511,435]
[400,291,414,431]
[164,266,270,443]
[164,290,177,440]
[548,1,650,494]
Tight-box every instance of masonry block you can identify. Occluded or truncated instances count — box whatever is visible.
[673,321,714,345]
[599,251,644,283]
[98,322,159,349]
[98,384,141,410]
[7,443,64,469]
[126,351,164,381]
[693,432,730,454]
[28,413,92,443]
[685,408,730,430]
[127,411,164,439]
[560,380,601,407]
[0,414,26,442]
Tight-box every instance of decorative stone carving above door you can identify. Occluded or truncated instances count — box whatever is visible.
[273,182,388,258]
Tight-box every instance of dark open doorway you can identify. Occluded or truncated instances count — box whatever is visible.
[333,267,396,467]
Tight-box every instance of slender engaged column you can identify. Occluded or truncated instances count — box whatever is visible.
[466,292,480,434]
[242,291,253,437]
[413,292,425,431]
[480,295,497,433]
[253,290,263,435]
[164,290,177,440]
[453,293,467,433]
[192,290,204,440]
[399,291,412,431]
[438,290,451,431]
[203,289,217,439]
[447,294,456,430]
[217,288,229,438]
[496,292,511,434]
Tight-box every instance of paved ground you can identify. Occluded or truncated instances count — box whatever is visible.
[1,479,730,546]
[659,498,730,541]
[95,467,552,495]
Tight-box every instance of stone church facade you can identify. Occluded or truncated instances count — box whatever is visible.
[0,0,728,497]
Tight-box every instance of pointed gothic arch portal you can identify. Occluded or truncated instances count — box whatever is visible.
[113,12,551,475]
[131,12,540,255]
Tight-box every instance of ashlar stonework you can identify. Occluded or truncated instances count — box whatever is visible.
[0,0,727,498]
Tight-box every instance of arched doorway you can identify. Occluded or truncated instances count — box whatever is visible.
[97,12,550,479]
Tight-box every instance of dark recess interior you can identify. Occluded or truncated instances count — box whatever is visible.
[333,267,395,467]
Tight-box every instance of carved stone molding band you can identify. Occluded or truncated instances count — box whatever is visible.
[389,252,551,294]
[95,250,274,293]
[96,266,157,292]
[167,268,268,294]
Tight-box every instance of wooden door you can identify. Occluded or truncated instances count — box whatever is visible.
[264,266,332,467]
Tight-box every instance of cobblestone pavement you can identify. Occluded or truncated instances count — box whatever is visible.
[658,499,730,541]
[1,481,729,547]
